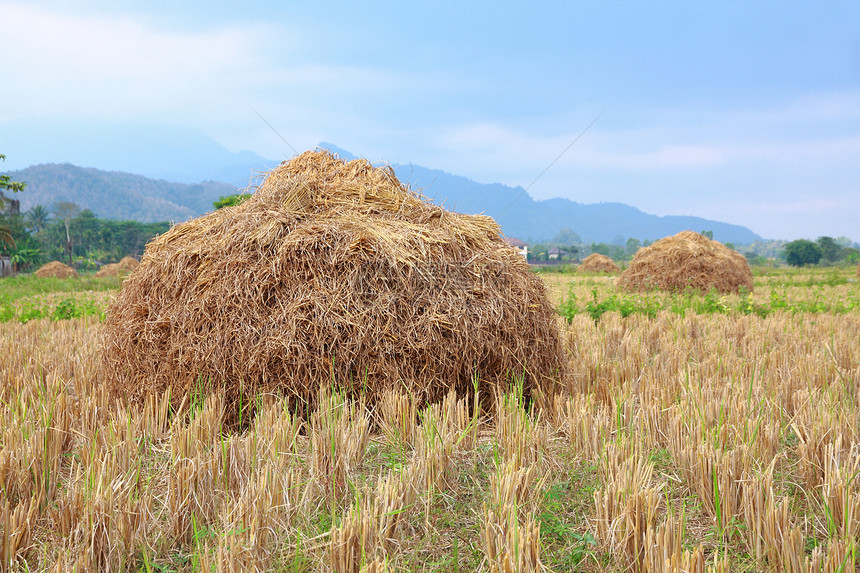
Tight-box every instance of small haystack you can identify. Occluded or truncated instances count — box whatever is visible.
[101,150,567,424]
[34,261,78,279]
[95,256,140,278]
[618,231,753,293]
[578,253,620,273]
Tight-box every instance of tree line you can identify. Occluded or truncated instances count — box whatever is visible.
[783,237,859,267]
[526,227,858,268]
[1,155,170,272]
[0,201,169,272]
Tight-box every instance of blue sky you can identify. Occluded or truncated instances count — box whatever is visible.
[2,1,859,241]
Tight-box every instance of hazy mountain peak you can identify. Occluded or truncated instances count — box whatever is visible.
[316,142,358,161]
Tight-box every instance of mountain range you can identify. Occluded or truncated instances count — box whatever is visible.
[4,139,761,244]
[393,161,759,245]
[325,144,760,244]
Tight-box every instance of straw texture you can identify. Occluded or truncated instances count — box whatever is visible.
[617,231,753,293]
[100,150,566,425]
[94,256,139,278]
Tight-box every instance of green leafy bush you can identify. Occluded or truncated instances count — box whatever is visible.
[556,281,853,323]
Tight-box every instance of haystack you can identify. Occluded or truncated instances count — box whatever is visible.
[100,150,567,424]
[618,231,753,293]
[578,253,620,273]
[95,256,139,278]
[34,261,78,279]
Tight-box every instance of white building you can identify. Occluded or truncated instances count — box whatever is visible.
[504,237,529,260]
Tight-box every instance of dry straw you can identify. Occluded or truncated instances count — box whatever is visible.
[33,261,77,279]
[578,253,620,273]
[617,231,753,293]
[94,256,139,278]
[100,150,566,426]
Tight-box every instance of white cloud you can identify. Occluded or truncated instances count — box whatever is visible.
[425,122,727,185]
[720,136,860,164]
[1,3,276,121]
[425,89,860,187]
[1,1,433,153]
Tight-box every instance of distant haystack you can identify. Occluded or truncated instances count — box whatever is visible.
[34,261,78,279]
[618,231,753,293]
[100,150,567,425]
[95,256,140,278]
[578,254,620,273]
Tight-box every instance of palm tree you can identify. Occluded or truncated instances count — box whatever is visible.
[25,204,51,233]
[0,225,13,249]
[54,201,80,265]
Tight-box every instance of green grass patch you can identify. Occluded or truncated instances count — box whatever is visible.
[0,273,120,323]
[0,273,122,304]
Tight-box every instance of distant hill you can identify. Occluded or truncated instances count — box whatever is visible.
[319,143,762,244]
[8,164,237,222]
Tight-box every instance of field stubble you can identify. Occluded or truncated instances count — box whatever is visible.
[0,270,858,571]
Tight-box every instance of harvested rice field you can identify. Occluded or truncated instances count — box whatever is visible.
[0,267,858,571]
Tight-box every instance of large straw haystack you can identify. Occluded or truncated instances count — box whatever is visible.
[618,231,753,293]
[101,150,566,423]
[578,253,620,273]
[34,261,78,279]
[95,256,139,278]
